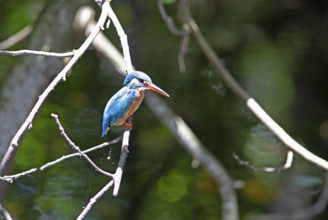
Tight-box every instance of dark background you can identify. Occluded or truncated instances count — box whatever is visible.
[1,0,328,219]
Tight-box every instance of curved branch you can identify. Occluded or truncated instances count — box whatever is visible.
[75,6,239,220]
[0,26,32,50]
[0,1,111,175]
[145,94,239,220]
[178,0,328,171]
[0,136,122,183]
[233,151,293,173]
[51,114,113,178]
[107,4,134,73]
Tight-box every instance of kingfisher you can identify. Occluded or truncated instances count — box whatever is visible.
[102,71,169,137]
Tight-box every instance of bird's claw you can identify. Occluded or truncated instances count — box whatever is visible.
[123,122,133,130]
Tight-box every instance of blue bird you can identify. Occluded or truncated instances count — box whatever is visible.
[102,71,169,137]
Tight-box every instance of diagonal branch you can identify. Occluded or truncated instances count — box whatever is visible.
[178,0,328,171]
[74,6,239,220]
[51,114,113,178]
[113,123,131,196]
[0,26,32,50]
[76,180,114,220]
[0,136,122,183]
[107,4,134,73]
[0,1,111,175]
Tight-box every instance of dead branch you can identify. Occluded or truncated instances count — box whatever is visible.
[51,114,114,178]
[0,136,122,183]
[232,151,293,173]
[75,6,239,220]
[175,0,328,171]
[0,26,32,50]
[76,180,114,220]
[0,1,111,175]
[0,50,75,57]
[157,0,190,73]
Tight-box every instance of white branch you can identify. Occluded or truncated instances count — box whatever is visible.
[247,98,328,169]
[0,136,122,183]
[51,114,113,178]
[0,1,111,174]
[76,6,238,220]
[77,180,114,220]
[0,50,75,57]
[107,4,134,73]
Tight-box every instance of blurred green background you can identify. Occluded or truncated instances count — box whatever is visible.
[1,0,328,219]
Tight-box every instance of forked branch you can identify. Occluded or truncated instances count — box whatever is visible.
[174,0,328,171]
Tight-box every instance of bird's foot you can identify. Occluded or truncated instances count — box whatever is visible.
[123,122,133,130]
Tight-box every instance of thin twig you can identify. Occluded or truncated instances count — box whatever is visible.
[51,114,113,178]
[0,26,32,50]
[0,1,111,175]
[0,50,75,57]
[157,0,185,36]
[232,151,293,173]
[178,0,328,171]
[0,136,122,183]
[178,30,189,73]
[157,0,190,73]
[77,6,238,220]
[107,4,134,73]
[74,3,134,218]
[76,180,114,220]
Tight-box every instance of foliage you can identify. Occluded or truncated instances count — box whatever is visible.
[1,0,328,219]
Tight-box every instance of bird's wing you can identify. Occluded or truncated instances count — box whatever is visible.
[102,87,138,136]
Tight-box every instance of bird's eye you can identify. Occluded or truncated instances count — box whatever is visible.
[143,81,150,85]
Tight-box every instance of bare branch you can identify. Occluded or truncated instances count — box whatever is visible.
[113,125,131,196]
[0,26,32,50]
[157,0,190,73]
[0,50,75,57]
[0,1,111,175]
[107,4,134,73]
[177,30,189,73]
[51,114,113,178]
[145,94,239,220]
[0,136,122,183]
[77,180,114,220]
[76,6,238,220]
[178,0,328,171]
[157,0,185,36]
[74,3,135,218]
[232,151,294,173]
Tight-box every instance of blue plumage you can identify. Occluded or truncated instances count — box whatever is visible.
[102,87,139,137]
[102,71,169,137]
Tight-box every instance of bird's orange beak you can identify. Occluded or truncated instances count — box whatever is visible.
[145,82,170,97]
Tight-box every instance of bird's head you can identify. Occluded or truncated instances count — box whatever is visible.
[123,71,170,97]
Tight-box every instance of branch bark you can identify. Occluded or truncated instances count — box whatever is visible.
[74,6,239,220]
[177,0,328,171]
[0,0,110,175]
